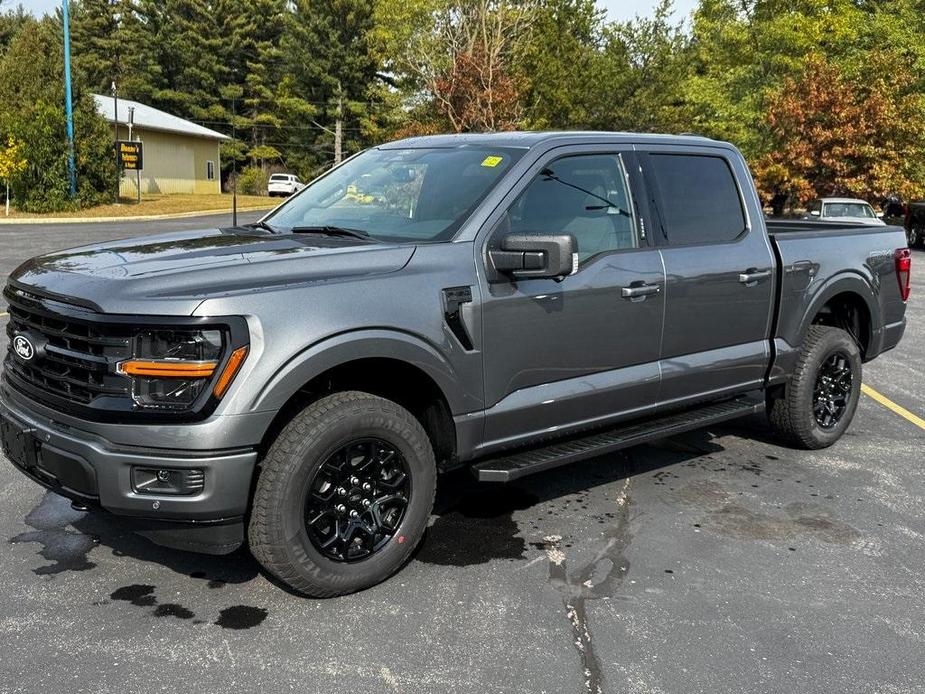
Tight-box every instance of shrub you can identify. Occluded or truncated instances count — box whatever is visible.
[237,166,268,196]
[0,17,115,213]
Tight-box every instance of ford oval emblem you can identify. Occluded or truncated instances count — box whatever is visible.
[12,334,35,361]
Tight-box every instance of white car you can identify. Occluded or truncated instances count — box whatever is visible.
[804,197,885,225]
[268,173,305,197]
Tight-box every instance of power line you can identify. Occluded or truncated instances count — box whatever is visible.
[193,120,367,133]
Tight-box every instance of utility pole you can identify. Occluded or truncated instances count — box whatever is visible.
[333,86,343,166]
[111,79,120,202]
[62,0,77,198]
[231,88,237,227]
[128,106,140,204]
[334,95,343,166]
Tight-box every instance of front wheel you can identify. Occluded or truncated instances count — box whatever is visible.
[769,325,862,449]
[248,391,436,597]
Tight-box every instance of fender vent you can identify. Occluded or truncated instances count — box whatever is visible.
[442,286,474,351]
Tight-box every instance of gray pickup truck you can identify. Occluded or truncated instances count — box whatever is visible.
[2,133,910,596]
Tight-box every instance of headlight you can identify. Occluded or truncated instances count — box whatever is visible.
[117,329,247,410]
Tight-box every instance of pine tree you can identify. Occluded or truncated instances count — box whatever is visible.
[214,0,287,169]
[70,0,161,103]
[282,0,382,169]
[138,0,223,121]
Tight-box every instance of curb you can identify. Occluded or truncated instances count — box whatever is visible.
[0,204,277,225]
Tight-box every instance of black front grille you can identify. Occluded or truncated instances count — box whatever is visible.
[4,286,132,406]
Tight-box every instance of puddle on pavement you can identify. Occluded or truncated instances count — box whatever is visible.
[415,486,539,566]
[9,492,98,575]
[111,584,157,607]
[109,582,268,629]
[677,479,861,544]
[215,605,269,630]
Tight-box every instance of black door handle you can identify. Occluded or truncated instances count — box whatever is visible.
[621,283,661,299]
[738,269,772,285]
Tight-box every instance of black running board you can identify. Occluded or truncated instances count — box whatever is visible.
[472,395,765,483]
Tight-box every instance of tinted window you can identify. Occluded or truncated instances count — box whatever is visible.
[499,154,639,263]
[649,154,745,244]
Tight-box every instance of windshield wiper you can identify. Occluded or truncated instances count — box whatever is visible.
[290,225,379,242]
[241,220,279,233]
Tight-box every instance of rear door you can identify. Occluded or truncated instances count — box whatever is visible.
[476,146,666,452]
[638,146,776,405]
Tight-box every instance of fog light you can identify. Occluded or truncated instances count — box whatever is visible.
[132,467,205,495]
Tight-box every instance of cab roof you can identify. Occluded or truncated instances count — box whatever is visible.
[379,131,727,150]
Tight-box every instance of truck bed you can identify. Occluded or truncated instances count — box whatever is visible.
[765,218,902,237]
[768,220,908,375]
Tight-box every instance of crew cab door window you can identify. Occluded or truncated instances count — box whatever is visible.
[647,154,746,245]
[503,154,639,263]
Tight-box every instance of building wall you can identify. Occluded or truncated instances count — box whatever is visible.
[116,125,222,196]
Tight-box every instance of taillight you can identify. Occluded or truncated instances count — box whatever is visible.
[895,248,912,302]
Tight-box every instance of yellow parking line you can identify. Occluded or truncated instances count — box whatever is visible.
[0,312,7,318]
[861,384,925,431]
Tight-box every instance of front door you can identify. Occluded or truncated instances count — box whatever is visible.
[477,149,666,453]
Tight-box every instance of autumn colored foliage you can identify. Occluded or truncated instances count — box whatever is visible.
[4,0,925,211]
[754,55,925,211]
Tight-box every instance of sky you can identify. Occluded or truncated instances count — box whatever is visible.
[23,0,700,24]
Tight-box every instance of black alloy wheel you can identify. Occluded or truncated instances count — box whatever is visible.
[812,351,853,429]
[249,391,436,597]
[304,438,411,562]
[768,325,862,449]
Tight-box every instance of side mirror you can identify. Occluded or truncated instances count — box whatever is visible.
[489,233,577,279]
[809,210,820,217]
[876,211,885,219]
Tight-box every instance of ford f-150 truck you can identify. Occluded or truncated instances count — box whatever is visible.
[1,133,910,596]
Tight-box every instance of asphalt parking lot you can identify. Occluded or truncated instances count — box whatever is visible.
[0,219,922,694]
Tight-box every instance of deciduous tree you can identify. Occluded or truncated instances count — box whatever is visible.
[753,55,925,210]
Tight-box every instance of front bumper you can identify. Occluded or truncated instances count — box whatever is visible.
[1,386,259,554]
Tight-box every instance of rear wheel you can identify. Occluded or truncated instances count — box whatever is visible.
[248,391,436,597]
[769,325,862,449]
[908,225,923,249]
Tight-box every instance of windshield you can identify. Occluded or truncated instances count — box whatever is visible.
[265,146,525,243]
[270,174,290,181]
[823,202,875,218]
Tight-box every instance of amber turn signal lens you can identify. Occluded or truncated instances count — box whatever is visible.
[119,360,217,378]
[213,346,248,399]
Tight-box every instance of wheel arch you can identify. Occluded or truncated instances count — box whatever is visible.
[251,330,469,470]
[797,274,878,359]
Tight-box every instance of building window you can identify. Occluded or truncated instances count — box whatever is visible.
[207,160,215,181]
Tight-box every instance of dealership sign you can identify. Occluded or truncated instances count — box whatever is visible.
[116,140,143,170]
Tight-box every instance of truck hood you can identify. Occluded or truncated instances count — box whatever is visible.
[9,227,416,315]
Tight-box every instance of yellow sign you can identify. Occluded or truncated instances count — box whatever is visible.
[481,155,503,168]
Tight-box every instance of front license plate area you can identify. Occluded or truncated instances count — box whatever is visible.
[1,415,38,469]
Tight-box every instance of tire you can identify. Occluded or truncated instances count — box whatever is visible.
[248,391,436,597]
[769,325,862,449]
[907,225,920,248]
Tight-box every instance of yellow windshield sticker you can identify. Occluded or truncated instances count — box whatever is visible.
[481,155,503,168]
